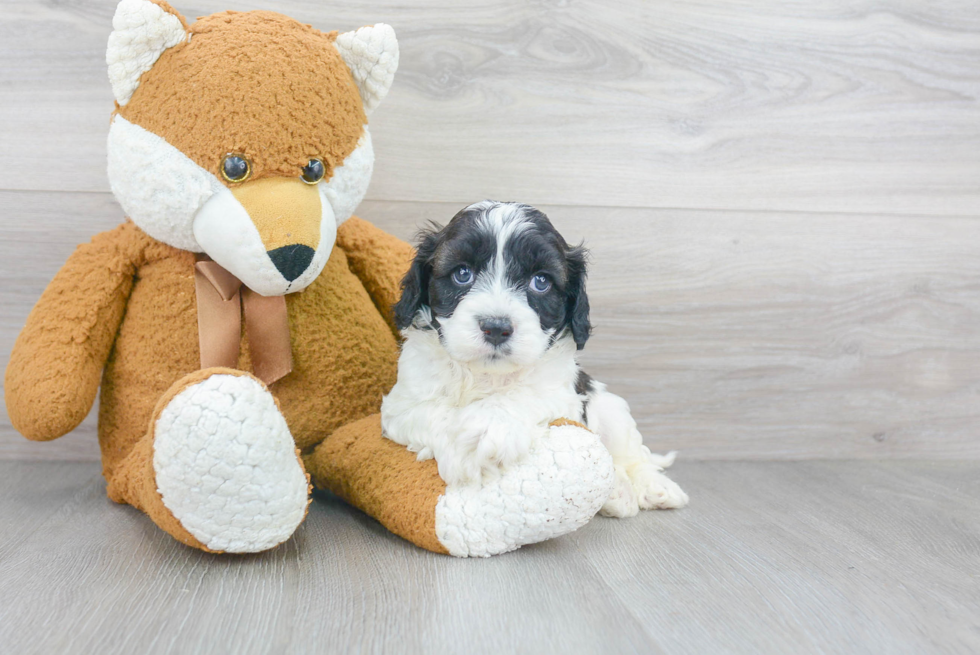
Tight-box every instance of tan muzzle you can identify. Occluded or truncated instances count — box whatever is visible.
[231,177,322,282]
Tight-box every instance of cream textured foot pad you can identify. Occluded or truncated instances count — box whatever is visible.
[434,424,615,558]
[153,374,309,553]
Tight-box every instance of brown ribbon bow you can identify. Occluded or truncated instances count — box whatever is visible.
[194,257,293,385]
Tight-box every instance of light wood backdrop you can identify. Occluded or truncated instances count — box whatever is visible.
[2,0,979,460]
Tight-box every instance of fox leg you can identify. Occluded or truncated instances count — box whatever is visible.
[304,415,614,558]
[106,368,310,553]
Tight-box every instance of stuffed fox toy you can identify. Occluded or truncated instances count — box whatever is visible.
[4,0,614,556]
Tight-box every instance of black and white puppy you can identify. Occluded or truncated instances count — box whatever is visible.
[381,200,687,516]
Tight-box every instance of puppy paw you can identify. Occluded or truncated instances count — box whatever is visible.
[630,462,689,510]
[600,465,639,518]
[435,443,484,487]
[474,420,542,470]
[440,414,539,485]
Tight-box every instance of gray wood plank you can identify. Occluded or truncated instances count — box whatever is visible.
[569,460,980,654]
[0,463,658,655]
[0,461,101,559]
[4,194,980,461]
[1,1,979,215]
[0,461,977,654]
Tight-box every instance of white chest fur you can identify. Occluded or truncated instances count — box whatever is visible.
[381,329,585,485]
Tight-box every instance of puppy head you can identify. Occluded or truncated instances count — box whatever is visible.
[394,200,591,370]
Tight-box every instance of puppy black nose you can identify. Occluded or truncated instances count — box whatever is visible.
[479,317,513,346]
[267,244,315,282]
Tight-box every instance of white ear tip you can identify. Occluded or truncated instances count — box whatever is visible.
[106,0,186,105]
[335,23,399,115]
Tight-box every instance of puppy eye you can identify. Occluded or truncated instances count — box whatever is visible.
[452,265,473,285]
[221,154,251,183]
[301,159,325,184]
[530,274,552,293]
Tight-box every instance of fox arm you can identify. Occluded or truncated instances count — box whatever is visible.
[336,215,414,336]
[4,223,145,441]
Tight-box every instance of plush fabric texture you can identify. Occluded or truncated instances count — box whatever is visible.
[104,366,312,553]
[118,10,366,184]
[336,216,415,336]
[106,0,188,105]
[152,371,311,552]
[306,416,614,558]
[107,115,224,251]
[105,367,243,553]
[434,422,615,557]
[305,413,450,555]
[8,216,406,551]
[6,216,403,448]
[5,226,142,440]
[334,24,399,115]
[319,129,375,226]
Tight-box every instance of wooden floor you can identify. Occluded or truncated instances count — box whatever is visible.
[1,460,977,654]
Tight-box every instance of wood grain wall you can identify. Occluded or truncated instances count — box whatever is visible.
[2,0,979,460]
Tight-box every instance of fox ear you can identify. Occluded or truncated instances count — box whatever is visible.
[106,0,188,106]
[334,24,399,115]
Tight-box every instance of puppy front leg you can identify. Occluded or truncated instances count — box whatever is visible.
[380,398,523,486]
[454,403,544,483]
[381,398,453,462]
[586,388,689,516]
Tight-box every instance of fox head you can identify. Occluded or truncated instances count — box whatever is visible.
[104,0,398,295]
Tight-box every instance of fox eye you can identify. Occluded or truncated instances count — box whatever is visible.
[301,159,325,184]
[221,154,251,183]
[452,265,473,285]
[530,274,551,293]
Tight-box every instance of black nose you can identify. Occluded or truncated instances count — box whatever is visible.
[267,244,315,282]
[479,317,513,346]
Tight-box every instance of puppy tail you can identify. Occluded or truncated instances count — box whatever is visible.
[648,450,678,470]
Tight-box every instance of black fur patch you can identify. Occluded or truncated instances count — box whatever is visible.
[427,210,497,322]
[575,369,594,422]
[393,201,592,351]
[500,206,592,349]
[392,207,495,330]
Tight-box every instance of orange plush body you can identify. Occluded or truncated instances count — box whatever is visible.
[5,1,613,557]
[8,218,409,551]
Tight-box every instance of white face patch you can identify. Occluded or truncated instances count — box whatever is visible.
[106,116,376,295]
[438,273,553,372]
[437,203,554,372]
[192,185,337,296]
[107,115,222,252]
[320,127,375,226]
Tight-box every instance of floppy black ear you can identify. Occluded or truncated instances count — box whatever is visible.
[565,244,592,350]
[392,227,440,330]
